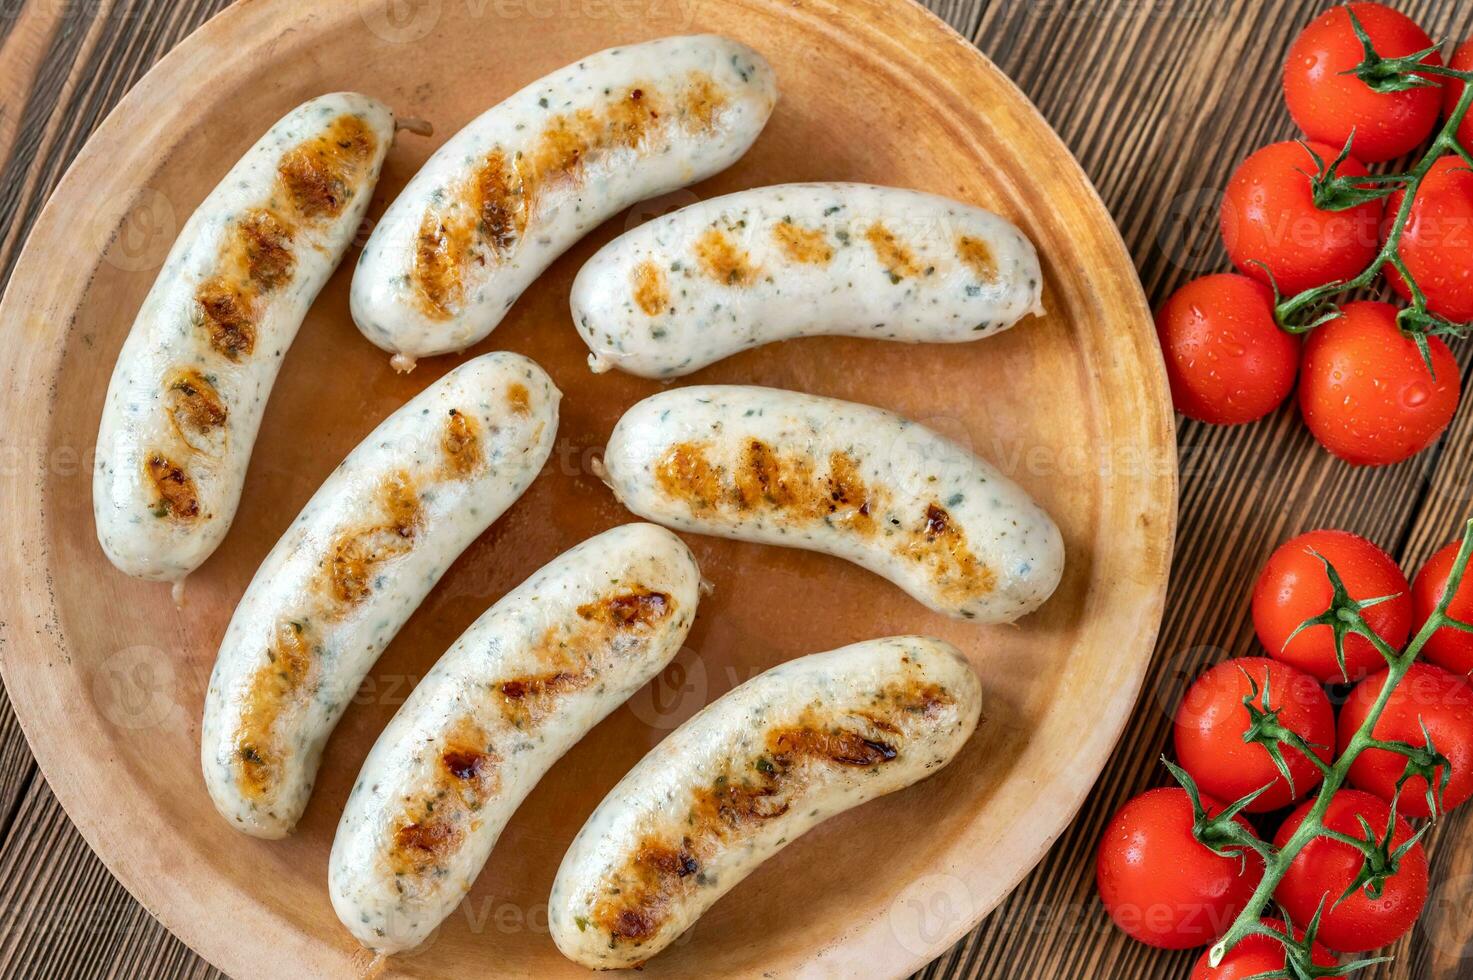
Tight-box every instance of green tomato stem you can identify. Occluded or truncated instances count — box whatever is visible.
[1274,67,1473,338]
[1207,519,1473,967]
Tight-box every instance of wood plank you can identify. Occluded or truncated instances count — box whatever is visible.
[0,0,1469,977]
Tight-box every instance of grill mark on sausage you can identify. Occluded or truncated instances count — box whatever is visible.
[865,222,921,280]
[381,586,677,890]
[899,502,997,601]
[278,114,378,220]
[386,719,501,891]
[164,369,227,453]
[772,219,833,265]
[694,228,758,286]
[440,408,483,478]
[195,278,257,359]
[321,472,423,612]
[632,260,669,315]
[956,234,997,282]
[411,71,729,319]
[655,440,876,533]
[505,382,531,415]
[234,619,315,801]
[652,441,993,600]
[145,453,201,520]
[590,681,953,944]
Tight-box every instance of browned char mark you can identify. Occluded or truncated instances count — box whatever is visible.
[653,440,994,601]
[164,369,227,450]
[277,114,379,220]
[145,453,200,520]
[631,260,669,316]
[384,587,676,888]
[495,587,675,729]
[956,234,996,282]
[234,619,315,800]
[655,439,875,531]
[440,408,484,478]
[694,228,758,286]
[193,114,375,359]
[411,72,728,318]
[590,682,954,943]
[387,719,501,885]
[321,472,423,611]
[865,222,921,281]
[772,220,833,265]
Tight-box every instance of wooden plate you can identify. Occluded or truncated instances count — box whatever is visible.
[0,0,1174,976]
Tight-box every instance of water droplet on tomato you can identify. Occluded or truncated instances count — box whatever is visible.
[1404,383,1431,408]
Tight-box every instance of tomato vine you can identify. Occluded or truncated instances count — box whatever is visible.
[1273,10,1473,374]
[1166,519,1473,973]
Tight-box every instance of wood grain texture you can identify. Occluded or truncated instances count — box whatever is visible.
[0,0,1464,978]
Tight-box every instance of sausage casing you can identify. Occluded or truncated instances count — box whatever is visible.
[95,93,394,583]
[351,35,778,368]
[201,352,559,838]
[574,182,1044,377]
[549,635,981,968]
[329,523,700,953]
[601,385,1063,621]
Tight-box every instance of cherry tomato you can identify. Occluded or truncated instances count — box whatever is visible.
[1155,274,1300,425]
[1441,38,1473,152]
[1221,140,1382,295]
[1340,662,1473,817]
[1252,528,1410,682]
[1298,301,1459,467]
[1189,919,1341,980]
[1283,3,1442,163]
[1386,156,1473,322]
[1173,657,1334,812]
[1274,789,1428,952]
[1412,541,1473,675]
[1096,787,1263,949]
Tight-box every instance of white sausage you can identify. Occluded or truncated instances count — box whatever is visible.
[94,93,395,586]
[574,182,1044,377]
[601,385,1063,622]
[350,34,778,370]
[549,635,981,968]
[328,523,700,954]
[201,352,559,838]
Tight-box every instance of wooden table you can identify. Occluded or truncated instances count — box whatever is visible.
[1,0,1471,977]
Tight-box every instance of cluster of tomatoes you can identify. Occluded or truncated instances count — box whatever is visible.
[1095,529,1473,974]
[1156,3,1473,467]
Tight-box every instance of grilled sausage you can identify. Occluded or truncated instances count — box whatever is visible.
[574,182,1044,377]
[351,34,778,371]
[329,523,701,954]
[201,352,559,838]
[600,385,1063,622]
[94,93,395,592]
[549,635,981,968]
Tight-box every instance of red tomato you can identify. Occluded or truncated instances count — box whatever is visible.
[1096,787,1263,949]
[1340,662,1473,817]
[1274,789,1428,952]
[1190,919,1341,980]
[1252,528,1411,682]
[1386,157,1473,322]
[1298,301,1459,467]
[1220,140,1382,295]
[1155,274,1300,425]
[1412,541,1473,675]
[1173,657,1334,812]
[1442,38,1473,152]
[1283,3,1442,163]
